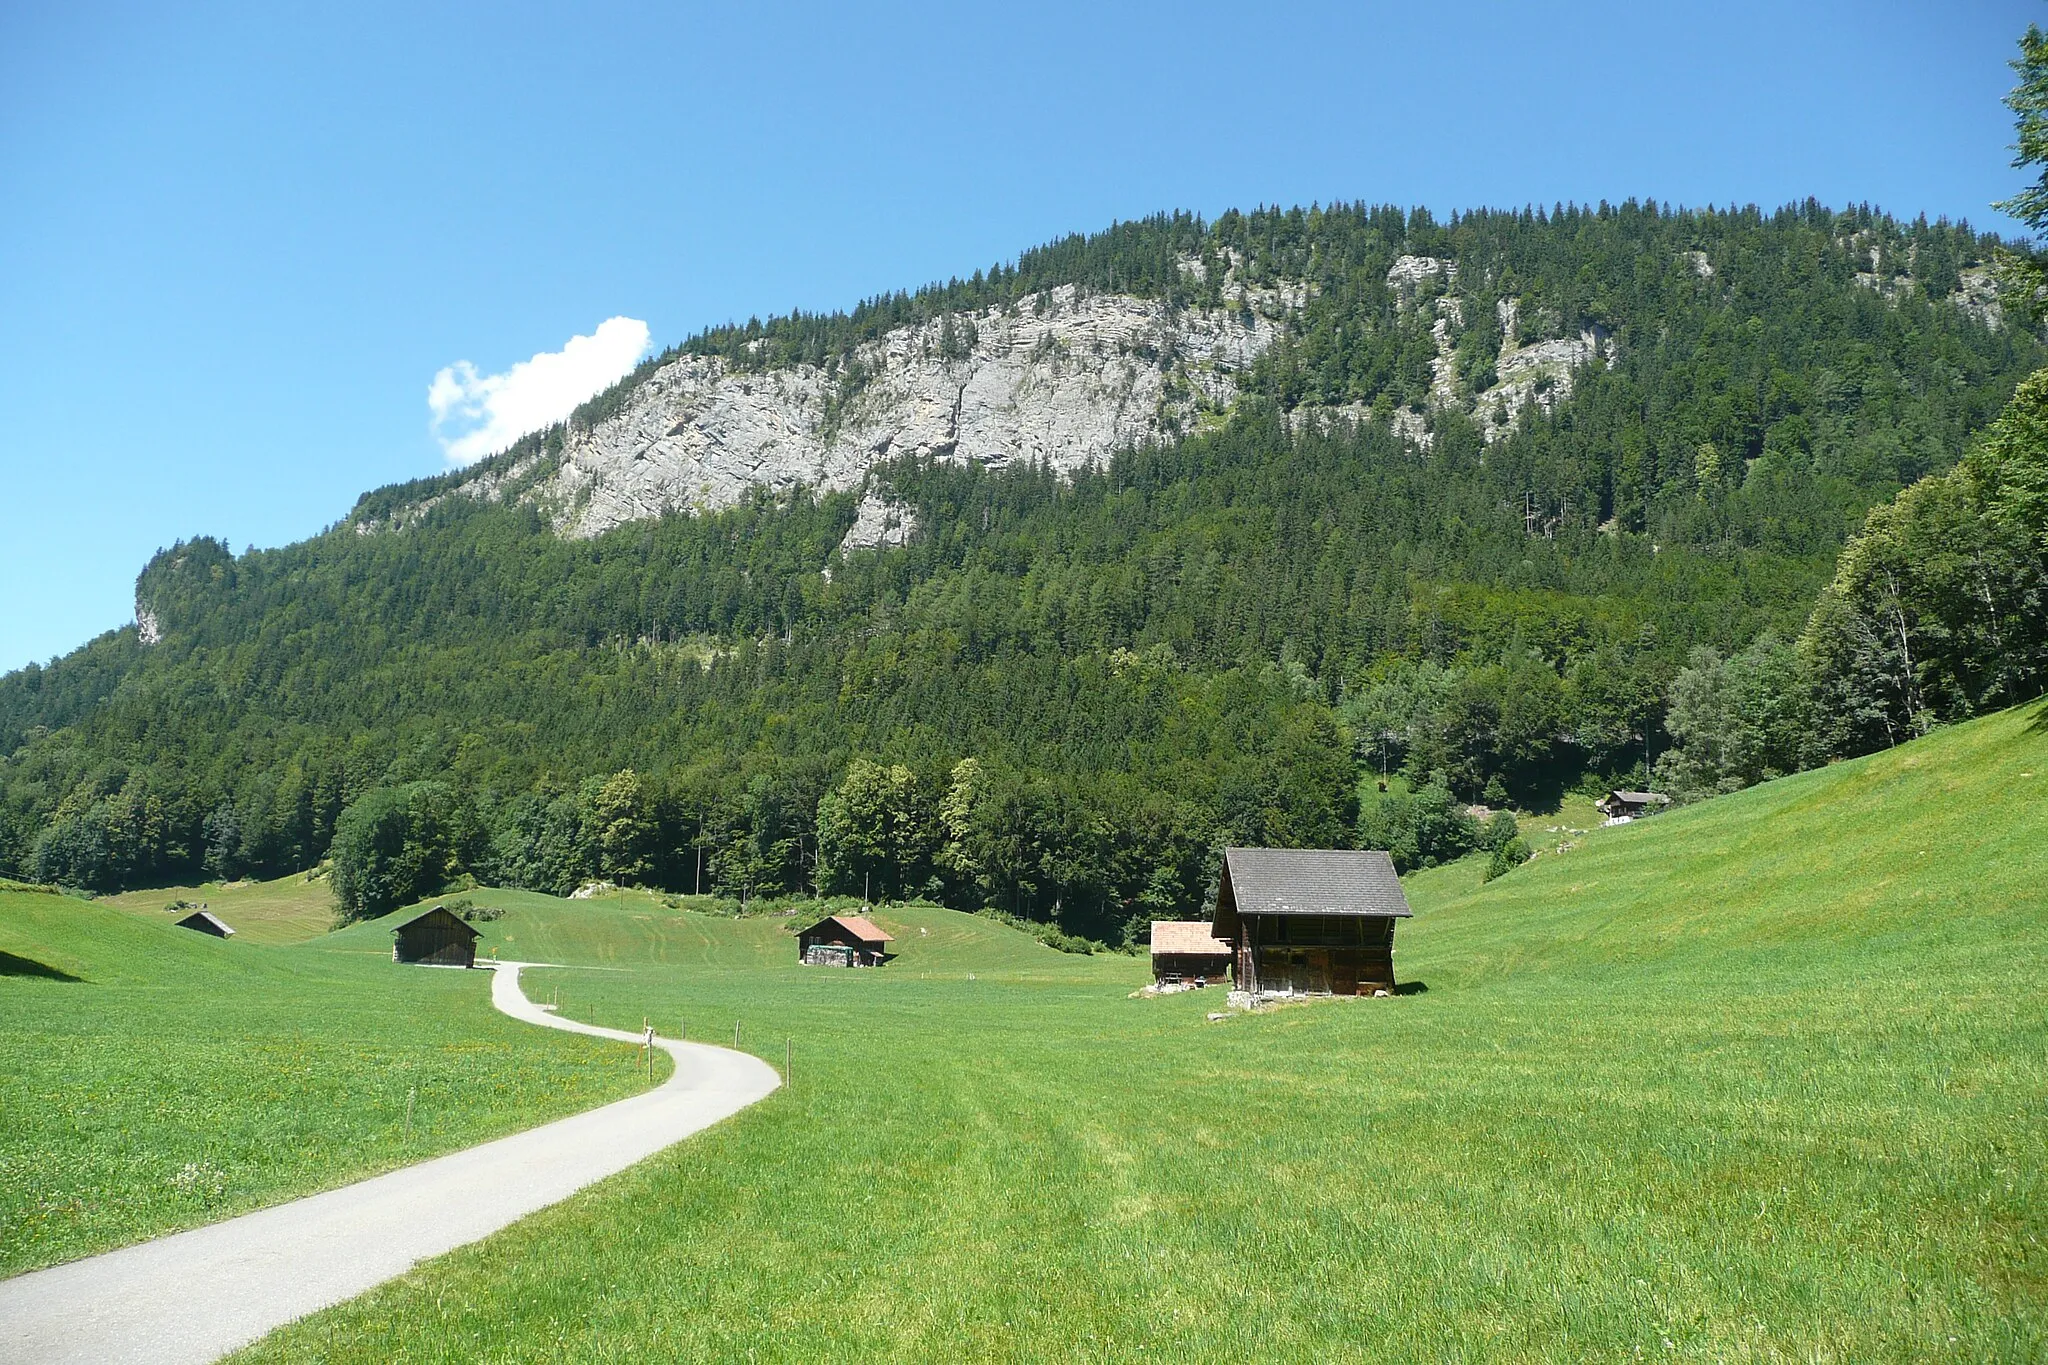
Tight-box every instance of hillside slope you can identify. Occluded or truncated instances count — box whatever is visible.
[237,700,2048,1363]
[0,200,2035,933]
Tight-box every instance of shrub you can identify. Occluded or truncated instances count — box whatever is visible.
[1483,836,1532,883]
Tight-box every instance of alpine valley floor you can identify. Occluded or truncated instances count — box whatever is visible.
[192,699,2048,1362]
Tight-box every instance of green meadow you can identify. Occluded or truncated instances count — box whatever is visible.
[0,891,654,1276]
[2,701,2042,1359]
[216,700,2044,1362]
[102,870,340,945]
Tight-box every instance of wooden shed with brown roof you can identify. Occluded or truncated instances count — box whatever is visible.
[1598,790,1673,821]
[391,906,479,968]
[797,914,895,967]
[1149,921,1232,986]
[1210,848,1413,996]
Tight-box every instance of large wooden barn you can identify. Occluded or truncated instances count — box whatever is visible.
[797,914,894,967]
[391,906,479,967]
[1210,848,1413,996]
[1149,920,1232,986]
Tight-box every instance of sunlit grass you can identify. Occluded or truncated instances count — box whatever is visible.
[0,893,655,1276]
[101,870,339,946]
[236,701,2048,1361]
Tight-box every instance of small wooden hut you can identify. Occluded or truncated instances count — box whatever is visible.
[1149,921,1232,986]
[175,909,235,938]
[796,914,894,967]
[1598,790,1672,822]
[1210,848,1413,997]
[391,906,479,967]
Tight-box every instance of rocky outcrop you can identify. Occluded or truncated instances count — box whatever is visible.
[839,491,919,553]
[1481,327,1610,441]
[135,606,161,646]
[1386,255,1455,293]
[459,285,1282,539]
[1950,265,2003,331]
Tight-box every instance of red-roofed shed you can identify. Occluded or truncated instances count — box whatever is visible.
[797,914,895,967]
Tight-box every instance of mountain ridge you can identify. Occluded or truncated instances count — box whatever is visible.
[1,198,2039,938]
[354,200,2016,548]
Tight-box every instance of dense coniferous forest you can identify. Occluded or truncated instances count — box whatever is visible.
[3,198,2043,945]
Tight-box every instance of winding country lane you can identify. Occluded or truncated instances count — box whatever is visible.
[0,963,780,1365]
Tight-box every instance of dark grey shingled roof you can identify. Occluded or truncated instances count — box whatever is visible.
[174,909,234,937]
[1211,847,1412,939]
[392,905,480,940]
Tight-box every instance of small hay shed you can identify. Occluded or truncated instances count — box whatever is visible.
[1598,790,1673,822]
[796,914,894,967]
[392,906,479,967]
[1149,921,1232,985]
[175,909,235,938]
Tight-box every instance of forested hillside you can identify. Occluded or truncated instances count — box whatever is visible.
[2,199,2041,944]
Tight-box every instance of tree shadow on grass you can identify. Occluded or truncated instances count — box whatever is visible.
[0,951,83,982]
[2026,696,2048,735]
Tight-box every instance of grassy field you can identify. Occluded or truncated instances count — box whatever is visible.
[226,700,2047,1362]
[0,891,657,1276]
[101,870,339,945]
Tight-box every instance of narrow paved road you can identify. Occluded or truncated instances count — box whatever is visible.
[0,963,779,1365]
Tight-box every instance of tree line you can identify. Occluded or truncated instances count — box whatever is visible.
[0,191,2040,944]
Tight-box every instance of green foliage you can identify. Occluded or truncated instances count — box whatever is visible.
[1798,374,2048,754]
[1660,633,1820,798]
[1968,365,2048,553]
[1995,25,2048,321]
[589,769,655,886]
[1357,775,1479,873]
[329,782,472,921]
[816,759,933,901]
[1482,834,1531,882]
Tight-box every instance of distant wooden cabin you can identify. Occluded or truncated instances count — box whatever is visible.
[1149,921,1232,986]
[391,906,479,967]
[175,909,234,938]
[1210,848,1413,997]
[1598,790,1673,822]
[797,914,894,967]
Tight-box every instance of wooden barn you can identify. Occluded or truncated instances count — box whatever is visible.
[1210,848,1413,997]
[1598,790,1673,822]
[175,909,234,938]
[1149,920,1232,986]
[391,906,479,967]
[797,914,894,967]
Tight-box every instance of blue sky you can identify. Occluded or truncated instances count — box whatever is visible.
[0,0,2036,671]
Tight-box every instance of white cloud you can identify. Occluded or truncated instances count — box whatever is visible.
[429,316,652,464]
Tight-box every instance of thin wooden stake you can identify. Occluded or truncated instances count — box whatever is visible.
[734,1021,741,1049]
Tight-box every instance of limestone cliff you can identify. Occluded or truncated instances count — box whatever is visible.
[439,284,1283,541]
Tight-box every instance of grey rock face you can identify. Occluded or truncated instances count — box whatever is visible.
[839,491,919,553]
[1950,266,2003,331]
[526,285,1279,538]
